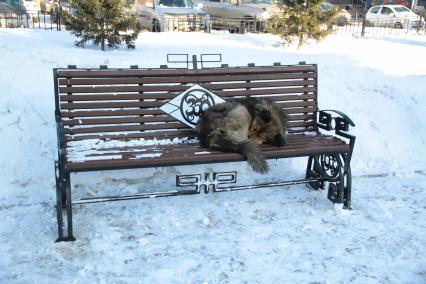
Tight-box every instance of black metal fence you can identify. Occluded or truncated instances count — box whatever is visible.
[140,15,209,32]
[330,17,426,36]
[210,17,265,33]
[141,15,264,33]
[0,10,62,30]
[1,9,425,38]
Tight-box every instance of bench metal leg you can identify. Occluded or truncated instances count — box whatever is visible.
[65,173,76,241]
[305,155,325,190]
[305,154,352,209]
[54,161,64,242]
[55,162,76,242]
[342,163,352,209]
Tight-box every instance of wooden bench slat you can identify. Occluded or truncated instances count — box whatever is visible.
[63,113,313,126]
[58,78,316,90]
[64,135,348,171]
[64,119,316,135]
[64,130,197,142]
[59,92,315,102]
[79,142,338,160]
[60,107,316,118]
[61,109,165,117]
[63,115,176,126]
[73,136,344,159]
[60,100,316,110]
[57,65,316,78]
[63,127,317,142]
[213,88,315,97]
[64,122,188,134]
[58,72,316,85]
[59,82,316,94]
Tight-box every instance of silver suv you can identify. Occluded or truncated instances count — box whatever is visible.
[240,0,282,14]
[192,0,270,32]
[133,0,210,32]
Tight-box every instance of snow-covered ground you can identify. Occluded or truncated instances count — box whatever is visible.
[0,29,425,283]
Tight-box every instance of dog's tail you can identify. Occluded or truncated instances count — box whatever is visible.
[240,139,269,174]
[209,138,269,174]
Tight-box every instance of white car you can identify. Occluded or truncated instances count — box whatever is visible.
[365,5,424,29]
[133,0,210,32]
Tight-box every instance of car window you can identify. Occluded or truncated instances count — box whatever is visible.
[208,0,220,2]
[369,6,380,14]
[227,0,238,4]
[381,7,393,15]
[157,0,192,7]
[241,0,273,3]
[320,2,333,10]
[394,7,410,13]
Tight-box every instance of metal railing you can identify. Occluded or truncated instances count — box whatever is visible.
[0,10,62,30]
[1,8,424,38]
[330,16,425,36]
[159,15,208,32]
[328,0,365,7]
[210,17,265,33]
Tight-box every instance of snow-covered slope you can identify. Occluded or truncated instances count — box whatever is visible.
[0,29,425,283]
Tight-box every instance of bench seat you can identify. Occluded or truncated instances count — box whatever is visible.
[65,134,350,172]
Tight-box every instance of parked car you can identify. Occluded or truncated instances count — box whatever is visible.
[319,2,352,26]
[133,0,210,32]
[365,5,424,29]
[239,0,282,14]
[192,0,270,32]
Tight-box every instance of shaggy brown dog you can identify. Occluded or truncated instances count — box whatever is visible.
[197,97,288,173]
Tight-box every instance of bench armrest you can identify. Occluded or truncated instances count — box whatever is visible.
[317,110,355,132]
[316,110,356,161]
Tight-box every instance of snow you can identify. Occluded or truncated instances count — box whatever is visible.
[0,29,425,283]
[67,137,197,163]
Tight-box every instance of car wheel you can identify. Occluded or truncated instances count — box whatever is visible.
[238,21,248,34]
[152,19,160,32]
[394,22,403,29]
[337,18,348,26]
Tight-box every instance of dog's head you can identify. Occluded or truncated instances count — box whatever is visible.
[248,98,288,146]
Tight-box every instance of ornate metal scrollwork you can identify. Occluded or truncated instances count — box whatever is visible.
[306,154,340,190]
[319,154,340,179]
[306,153,351,205]
[179,89,215,126]
[313,110,355,208]
[327,182,342,204]
[318,110,355,132]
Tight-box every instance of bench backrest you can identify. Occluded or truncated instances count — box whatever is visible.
[55,64,318,142]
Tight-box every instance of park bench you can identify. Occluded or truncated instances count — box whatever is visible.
[54,60,356,242]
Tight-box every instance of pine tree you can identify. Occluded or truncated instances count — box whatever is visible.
[64,0,139,51]
[267,0,338,48]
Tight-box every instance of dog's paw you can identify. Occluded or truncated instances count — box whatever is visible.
[251,157,269,174]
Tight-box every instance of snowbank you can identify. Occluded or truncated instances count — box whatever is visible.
[0,29,425,283]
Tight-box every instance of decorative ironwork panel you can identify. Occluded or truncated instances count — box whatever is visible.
[176,172,237,193]
[180,89,215,126]
[160,84,225,129]
[176,174,202,192]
